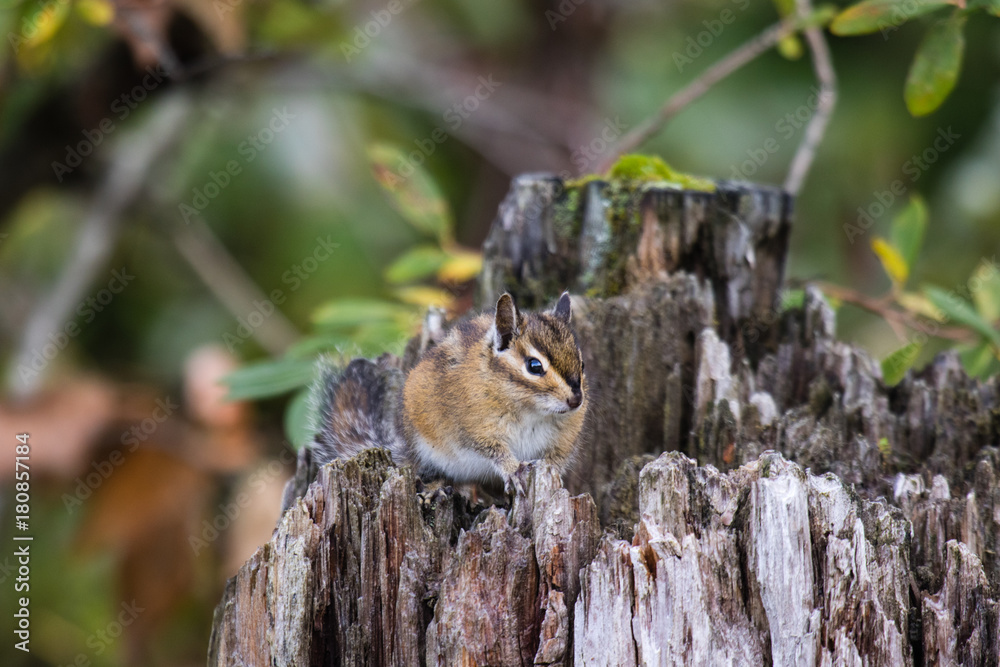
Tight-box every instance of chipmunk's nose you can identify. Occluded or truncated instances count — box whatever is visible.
[567,392,582,410]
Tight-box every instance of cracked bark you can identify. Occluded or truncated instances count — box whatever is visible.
[209,176,999,666]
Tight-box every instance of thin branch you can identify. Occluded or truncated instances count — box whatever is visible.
[596,17,800,174]
[341,52,577,176]
[816,282,977,344]
[784,0,837,196]
[5,92,194,400]
[117,5,183,78]
[171,217,300,356]
[366,49,589,150]
[882,312,911,343]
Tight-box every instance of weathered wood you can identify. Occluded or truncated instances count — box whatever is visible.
[477,175,792,353]
[212,448,998,665]
[210,175,999,666]
[427,508,540,666]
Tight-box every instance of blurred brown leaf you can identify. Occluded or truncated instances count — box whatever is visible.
[0,377,117,478]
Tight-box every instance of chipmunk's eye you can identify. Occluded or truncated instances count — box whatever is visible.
[526,357,545,376]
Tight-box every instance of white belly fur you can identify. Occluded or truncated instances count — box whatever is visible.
[412,433,499,483]
[411,412,561,483]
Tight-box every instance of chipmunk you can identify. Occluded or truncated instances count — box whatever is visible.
[308,292,587,494]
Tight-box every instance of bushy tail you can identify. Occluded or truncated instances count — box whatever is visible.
[308,356,405,465]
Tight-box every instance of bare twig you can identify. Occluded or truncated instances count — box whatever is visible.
[116,5,183,78]
[596,17,800,174]
[5,92,194,399]
[784,0,837,195]
[337,52,578,176]
[171,217,300,356]
[816,281,977,344]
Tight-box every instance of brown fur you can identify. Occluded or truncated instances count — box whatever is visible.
[401,292,587,488]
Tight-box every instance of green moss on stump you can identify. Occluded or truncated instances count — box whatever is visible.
[606,154,716,192]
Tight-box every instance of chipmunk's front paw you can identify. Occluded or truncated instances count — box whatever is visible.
[503,475,524,497]
[503,462,531,497]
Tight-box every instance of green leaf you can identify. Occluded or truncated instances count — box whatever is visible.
[394,286,456,309]
[898,291,944,321]
[437,249,483,283]
[351,320,414,356]
[925,286,1000,346]
[890,195,928,270]
[831,0,951,35]
[959,342,1000,379]
[284,388,315,451]
[969,0,1000,17]
[871,237,909,285]
[284,334,353,360]
[971,260,1000,324]
[312,298,413,329]
[367,143,453,244]
[222,358,315,401]
[882,342,921,385]
[385,245,448,284]
[18,0,72,50]
[905,12,966,117]
[76,0,114,26]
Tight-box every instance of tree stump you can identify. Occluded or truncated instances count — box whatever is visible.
[209,176,1000,666]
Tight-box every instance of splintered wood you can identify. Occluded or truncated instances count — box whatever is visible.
[210,450,999,665]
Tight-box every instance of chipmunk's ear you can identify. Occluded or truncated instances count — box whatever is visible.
[494,293,520,351]
[553,291,572,324]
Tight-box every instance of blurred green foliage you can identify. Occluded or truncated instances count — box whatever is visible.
[224,141,480,449]
[870,195,1000,383]
[832,0,1000,115]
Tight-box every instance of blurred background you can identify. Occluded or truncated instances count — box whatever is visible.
[0,0,998,664]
